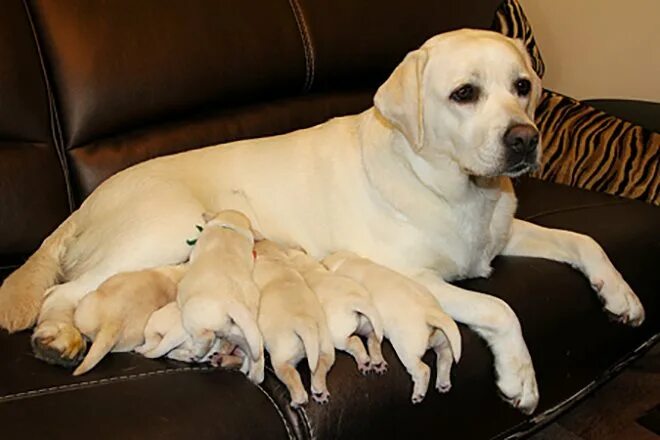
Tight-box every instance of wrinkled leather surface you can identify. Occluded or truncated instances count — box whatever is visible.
[0,1,70,260]
[297,0,503,91]
[27,0,307,148]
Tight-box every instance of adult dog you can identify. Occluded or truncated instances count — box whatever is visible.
[0,29,644,414]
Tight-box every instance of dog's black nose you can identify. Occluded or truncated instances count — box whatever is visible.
[503,124,539,154]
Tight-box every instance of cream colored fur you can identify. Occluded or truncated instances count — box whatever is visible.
[176,210,264,383]
[72,264,186,375]
[253,240,335,407]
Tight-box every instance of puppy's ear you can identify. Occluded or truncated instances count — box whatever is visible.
[228,302,263,362]
[201,212,216,224]
[374,48,429,151]
[512,39,542,119]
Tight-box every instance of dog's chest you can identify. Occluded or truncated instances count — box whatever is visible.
[369,183,507,280]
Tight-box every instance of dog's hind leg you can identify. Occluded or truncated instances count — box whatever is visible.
[32,272,112,367]
[414,270,538,414]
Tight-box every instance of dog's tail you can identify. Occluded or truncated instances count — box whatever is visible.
[294,318,320,372]
[352,299,384,342]
[73,321,122,376]
[426,308,462,363]
[0,212,79,332]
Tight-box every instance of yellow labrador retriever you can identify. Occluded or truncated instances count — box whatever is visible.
[0,29,644,414]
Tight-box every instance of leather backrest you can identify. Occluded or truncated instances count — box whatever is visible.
[0,0,70,262]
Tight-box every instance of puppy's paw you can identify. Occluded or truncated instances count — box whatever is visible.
[357,361,370,375]
[32,321,86,367]
[495,355,539,415]
[312,389,330,404]
[370,360,388,375]
[411,391,426,404]
[435,379,451,393]
[594,274,645,327]
[289,391,309,408]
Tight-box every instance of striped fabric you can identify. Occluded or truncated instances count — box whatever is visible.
[492,0,659,205]
[532,90,659,205]
[492,0,545,78]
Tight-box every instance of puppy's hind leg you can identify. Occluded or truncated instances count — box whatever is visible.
[273,361,309,408]
[390,333,430,404]
[366,331,387,374]
[311,329,335,404]
[340,335,371,375]
[431,331,453,393]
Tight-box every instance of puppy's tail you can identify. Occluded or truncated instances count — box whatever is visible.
[426,308,462,363]
[141,325,190,359]
[228,301,263,362]
[294,318,320,372]
[73,321,122,376]
[0,212,78,332]
[352,299,384,342]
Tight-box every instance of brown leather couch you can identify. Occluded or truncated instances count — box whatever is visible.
[0,1,657,438]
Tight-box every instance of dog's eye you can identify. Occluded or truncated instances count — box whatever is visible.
[515,79,532,97]
[450,84,479,103]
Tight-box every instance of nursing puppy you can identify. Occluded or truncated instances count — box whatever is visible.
[72,264,187,375]
[324,252,461,403]
[253,240,335,407]
[286,248,386,374]
[136,303,236,364]
[176,210,264,383]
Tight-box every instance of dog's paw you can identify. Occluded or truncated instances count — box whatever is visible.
[495,355,539,415]
[312,389,330,405]
[31,321,87,367]
[594,274,645,327]
[357,361,370,375]
[370,360,388,375]
[0,285,41,333]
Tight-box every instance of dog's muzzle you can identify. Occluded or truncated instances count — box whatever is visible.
[502,123,540,176]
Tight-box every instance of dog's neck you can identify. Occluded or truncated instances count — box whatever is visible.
[357,108,499,225]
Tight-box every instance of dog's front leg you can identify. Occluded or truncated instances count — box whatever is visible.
[414,271,539,414]
[502,219,645,326]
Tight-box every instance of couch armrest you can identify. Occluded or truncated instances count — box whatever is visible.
[532,90,659,206]
[582,99,659,133]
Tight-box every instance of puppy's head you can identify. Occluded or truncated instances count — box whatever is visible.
[374,29,542,178]
[203,210,252,231]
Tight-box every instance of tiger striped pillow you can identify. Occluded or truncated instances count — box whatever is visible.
[492,0,659,205]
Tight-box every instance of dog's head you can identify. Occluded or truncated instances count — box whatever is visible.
[374,29,542,178]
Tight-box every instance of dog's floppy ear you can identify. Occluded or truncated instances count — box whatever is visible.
[512,38,542,119]
[228,301,263,362]
[374,48,429,151]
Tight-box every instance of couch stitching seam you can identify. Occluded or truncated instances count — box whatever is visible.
[255,383,295,440]
[522,200,631,221]
[287,0,315,92]
[0,366,213,403]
